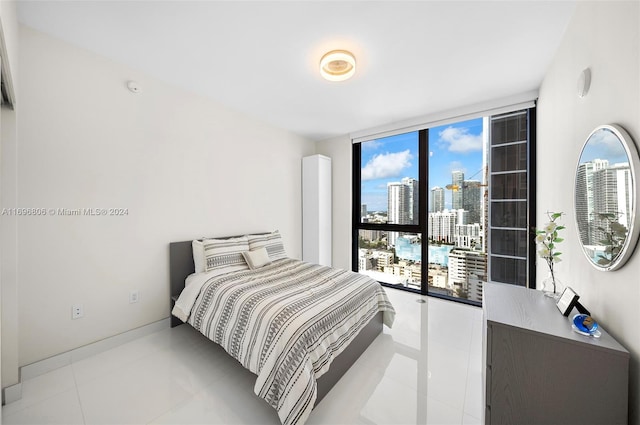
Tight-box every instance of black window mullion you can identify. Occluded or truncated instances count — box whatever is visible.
[352,142,362,272]
[528,108,537,289]
[358,223,421,233]
[419,129,428,295]
[352,131,425,293]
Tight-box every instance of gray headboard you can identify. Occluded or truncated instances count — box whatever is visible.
[169,241,195,299]
[169,232,272,300]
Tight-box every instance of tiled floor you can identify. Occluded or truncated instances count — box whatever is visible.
[2,288,483,425]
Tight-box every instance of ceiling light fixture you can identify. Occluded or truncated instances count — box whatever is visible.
[320,50,356,82]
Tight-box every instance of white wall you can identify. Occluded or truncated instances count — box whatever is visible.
[0,0,19,393]
[14,25,314,369]
[0,0,18,101]
[1,106,18,389]
[537,2,640,423]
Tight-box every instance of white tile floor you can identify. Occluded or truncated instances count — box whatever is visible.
[2,288,483,425]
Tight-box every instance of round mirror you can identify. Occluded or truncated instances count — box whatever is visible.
[575,124,640,271]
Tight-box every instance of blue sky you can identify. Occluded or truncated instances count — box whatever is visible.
[579,127,630,165]
[361,117,484,212]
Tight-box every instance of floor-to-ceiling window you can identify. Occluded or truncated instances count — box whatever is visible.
[353,131,426,291]
[352,107,536,306]
[427,118,486,303]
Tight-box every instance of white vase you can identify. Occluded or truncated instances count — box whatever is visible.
[542,271,562,299]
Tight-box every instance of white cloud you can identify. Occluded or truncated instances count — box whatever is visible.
[439,126,483,153]
[361,150,413,181]
[588,129,627,157]
[362,140,383,150]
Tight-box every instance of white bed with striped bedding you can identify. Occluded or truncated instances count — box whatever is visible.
[172,257,395,425]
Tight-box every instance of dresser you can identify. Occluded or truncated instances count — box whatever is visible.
[483,282,629,424]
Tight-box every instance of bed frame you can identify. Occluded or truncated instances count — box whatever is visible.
[168,239,383,406]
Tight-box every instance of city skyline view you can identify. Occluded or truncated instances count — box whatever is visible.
[357,109,533,303]
[360,118,484,213]
[358,117,489,303]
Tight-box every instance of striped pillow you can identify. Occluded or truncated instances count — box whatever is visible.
[203,236,250,274]
[192,239,207,274]
[247,231,287,261]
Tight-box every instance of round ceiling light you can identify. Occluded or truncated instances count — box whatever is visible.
[320,50,356,82]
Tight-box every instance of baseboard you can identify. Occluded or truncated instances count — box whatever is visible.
[2,382,22,405]
[16,318,170,385]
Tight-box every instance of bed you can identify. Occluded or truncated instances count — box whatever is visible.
[169,232,395,425]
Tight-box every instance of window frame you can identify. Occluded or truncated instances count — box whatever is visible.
[352,131,428,295]
[352,107,537,305]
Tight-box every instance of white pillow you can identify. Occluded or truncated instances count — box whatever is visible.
[192,240,206,274]
[246,230,287,261]
[203,236,250,274]
[242,247,272,269]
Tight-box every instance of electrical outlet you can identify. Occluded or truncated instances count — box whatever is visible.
[129,290,139,304]
[72,304,84,319]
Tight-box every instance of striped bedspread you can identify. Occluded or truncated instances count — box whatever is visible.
[179,258,395,425]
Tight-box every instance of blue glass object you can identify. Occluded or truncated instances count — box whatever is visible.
[573,314,599,334]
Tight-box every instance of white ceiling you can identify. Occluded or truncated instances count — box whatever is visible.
[16,1,576,141]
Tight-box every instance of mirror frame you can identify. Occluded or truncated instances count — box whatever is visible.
[574,124,640,271]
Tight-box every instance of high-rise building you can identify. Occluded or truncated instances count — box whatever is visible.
[455,208,468,226]
[448,248,487,302]
[451,170,464,210]
[455,223,482,249]
[576,159,609,244]
[361,204,368,221]
[402,177,419,224]
[387,182,410,225]
[593,166,618,245]
[388,180,416,247]
[430,186,445,212]
[428,209,460,243]
[614,165,632,230]
[463,180,481,224]
[592,163,632,247]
